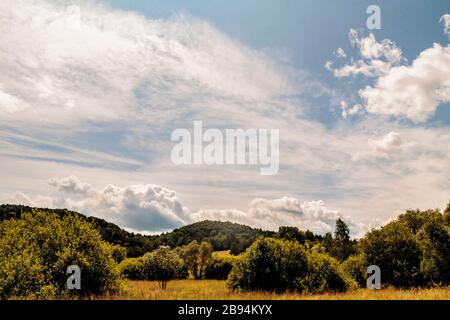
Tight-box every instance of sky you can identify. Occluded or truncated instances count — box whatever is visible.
[0,0,449,237]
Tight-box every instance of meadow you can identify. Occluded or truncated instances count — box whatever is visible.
[104,280,450,300]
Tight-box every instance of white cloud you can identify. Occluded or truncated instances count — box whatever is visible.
[369,131,405,157]
[192,196,367,237]
[44,176,190,233]
[340,101,362,119]
[0,0,289,125]
[336,48,347,59]
[4,175,369,236]
[441,14,450,37]
[360,43,450,123]
[326,30,404,78]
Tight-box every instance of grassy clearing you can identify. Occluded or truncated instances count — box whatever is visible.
[101,280,450,300]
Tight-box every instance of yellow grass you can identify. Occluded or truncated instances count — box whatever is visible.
[102,280,450,300]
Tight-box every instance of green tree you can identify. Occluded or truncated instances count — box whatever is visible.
[198,241,213,279]
[360,221,422,287]
[333,219,353,261]
[0,211,121,298]
[142,246,184,289]
[417,222,450,285]
[181,240,201,279]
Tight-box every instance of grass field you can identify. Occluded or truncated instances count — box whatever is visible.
[102,280,450,300]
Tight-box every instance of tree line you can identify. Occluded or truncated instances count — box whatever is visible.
[0,201,449,298]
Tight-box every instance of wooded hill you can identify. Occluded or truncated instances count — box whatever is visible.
[0,204,274,257]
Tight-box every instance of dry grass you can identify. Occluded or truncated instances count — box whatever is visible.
[101,280,450,300]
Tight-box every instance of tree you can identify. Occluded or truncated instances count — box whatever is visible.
[417,222,450,285]
[360,221,422,287]
[333,219,354,261]
[0,211,121,298]
[198,241,213,279]
[181,241,201,279]
[142,246,184,289]
[277,226,305,243]
[180,240,212,279]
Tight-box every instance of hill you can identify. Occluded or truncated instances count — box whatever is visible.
[0,204,273,257]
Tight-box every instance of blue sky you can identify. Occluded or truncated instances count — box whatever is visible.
[104,0,450,125]
[0,0,449,236]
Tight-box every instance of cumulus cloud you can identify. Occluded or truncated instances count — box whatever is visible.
[3,176,369,236]
[360,43,450,123]
[43,176,190,233]
[326,30,404,78]
[191,196,367,237]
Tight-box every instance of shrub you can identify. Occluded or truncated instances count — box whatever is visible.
[0,211,121,299]
[227,238,308,292]
[341,254,367,287]
[297,250,356,293]
[119,257,145,280]
[205,257,234,280]
[111,245,128,263]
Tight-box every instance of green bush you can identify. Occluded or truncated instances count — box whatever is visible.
[341,254,367,287]
[118,257,145,280]
[0,211,121,299]
[227,237,308,292]
[297,250,356,293]
[205,257,234,280]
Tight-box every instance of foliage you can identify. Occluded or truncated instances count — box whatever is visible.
[0,205,272,257]
[118,257,145,280]
[0,211,121,298]
[180,241,213,279]
[360,208,450,287]
[341,254,367,287]
[227,238,308,292]
[296,249,357,293]
[204,252,238,280]
[141,246,185,289]
[111,245,128,263]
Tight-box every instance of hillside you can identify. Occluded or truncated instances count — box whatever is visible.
[0,204,273,257]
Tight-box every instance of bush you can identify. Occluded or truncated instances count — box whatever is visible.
[297,250,356,293]
[341,254,367,287]
[205,257,234,280]
[111,245,128,263]
[227,238,308,292]
[119,257,145,280]
[0,211,121,298]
